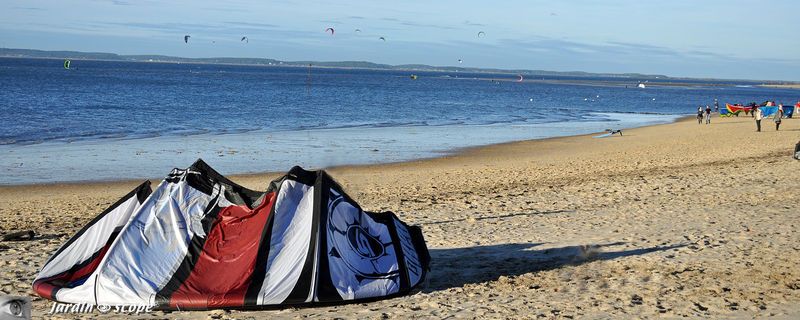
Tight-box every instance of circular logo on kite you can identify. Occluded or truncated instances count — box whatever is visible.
[347,225,385,258]
[327,192,398,282]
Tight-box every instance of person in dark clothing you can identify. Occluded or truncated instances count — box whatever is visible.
[775,105,784,131]
[747,102,757,118]
[697,106,704,124]
[705,105,712,124]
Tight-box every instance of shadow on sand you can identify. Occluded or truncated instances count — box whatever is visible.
[418,210,569,226]
[423,242,685,291]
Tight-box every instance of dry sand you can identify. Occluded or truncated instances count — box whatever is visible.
[1,115,799,319]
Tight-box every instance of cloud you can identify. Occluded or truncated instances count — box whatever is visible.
[604,41,679,57]
[400,21,457,30]
[222,21,281,30]
[12,6,44,10]
[319,19,343,25]
[100,22,217,33]
[684,50,732,60]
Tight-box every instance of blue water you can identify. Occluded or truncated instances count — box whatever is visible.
[1,57,798,184]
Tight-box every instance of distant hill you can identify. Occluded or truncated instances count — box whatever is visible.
[5,47,799,85]
[0,47,676,79]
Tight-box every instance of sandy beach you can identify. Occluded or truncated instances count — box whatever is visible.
[1,114,799,319]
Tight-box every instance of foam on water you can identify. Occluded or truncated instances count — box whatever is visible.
[0,113,682,185]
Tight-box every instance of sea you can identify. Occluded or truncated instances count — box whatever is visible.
[1,57,798,185]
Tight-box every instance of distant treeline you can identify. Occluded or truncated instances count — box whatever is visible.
[8,47,800,85]
[0,47,680,78]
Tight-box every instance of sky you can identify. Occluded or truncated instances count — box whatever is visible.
[2,0,799,81]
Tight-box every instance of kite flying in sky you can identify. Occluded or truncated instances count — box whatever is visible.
[184,35,190,43]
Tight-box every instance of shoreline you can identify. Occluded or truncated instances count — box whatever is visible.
[758,84,800,89]
[0,113,682,186]
[2,114,799,319]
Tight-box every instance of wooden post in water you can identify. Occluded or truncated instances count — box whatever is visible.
[307,63,311,97]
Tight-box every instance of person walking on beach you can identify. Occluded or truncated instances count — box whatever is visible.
[748,102,757,118]
[754,106,763,132]
[705,105,712,124]
[697,106,704,124]
[714,99,719,113]
[774,105,784,131]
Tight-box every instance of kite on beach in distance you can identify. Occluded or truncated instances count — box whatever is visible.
[241,36,248,43]
[478,31,486,38]
[517,74,523,82]
[326,27,334,35]
[64,60,70,69]
[379,36,386,42]
[458,59,463,64]
[355,28,361,33]
[184,35,190,43]
[594,129,623,138]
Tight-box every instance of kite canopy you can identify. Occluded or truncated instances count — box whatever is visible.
[184,34,191,43]
[326,27,334,35]
[33,159,429,309]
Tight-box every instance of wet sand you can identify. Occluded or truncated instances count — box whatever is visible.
[1,115,799,319]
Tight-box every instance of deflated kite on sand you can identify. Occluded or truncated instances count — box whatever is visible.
[33,159,430,309]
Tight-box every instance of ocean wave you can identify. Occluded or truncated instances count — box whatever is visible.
[178,129,211,136]
[100,134,128,139]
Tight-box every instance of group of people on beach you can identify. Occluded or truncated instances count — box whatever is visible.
[699,99,794,132]
[754,104,785,132]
